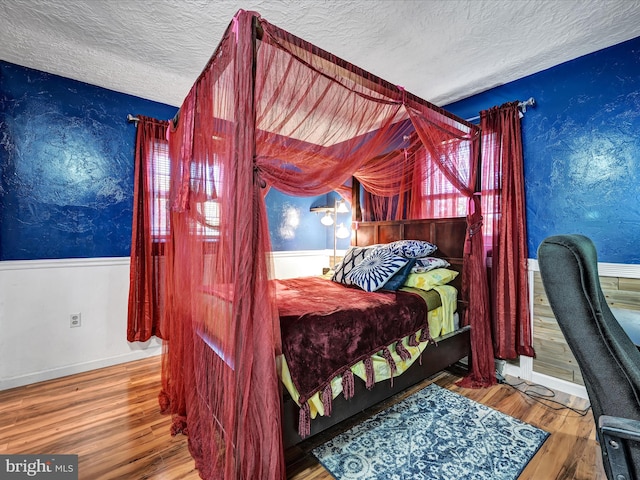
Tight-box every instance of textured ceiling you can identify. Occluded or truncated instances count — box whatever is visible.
[1,0,640,108]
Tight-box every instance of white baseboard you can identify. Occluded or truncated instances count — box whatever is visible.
[530,371,588,399]
[0,346,162,391]
[503,357,588,399]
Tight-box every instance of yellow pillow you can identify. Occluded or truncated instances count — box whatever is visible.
[403,268,459,291]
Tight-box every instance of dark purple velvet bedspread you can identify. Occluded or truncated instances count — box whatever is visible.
[277,276,429,404]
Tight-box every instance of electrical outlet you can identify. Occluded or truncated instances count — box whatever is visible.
[70,313,82,328]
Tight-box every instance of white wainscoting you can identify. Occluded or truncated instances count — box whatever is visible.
[0,257,163,391]
[269,249,337,279]
[0,250,333,391]
[7,251,627,396]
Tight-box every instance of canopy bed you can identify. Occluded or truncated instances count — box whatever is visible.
[148,9,493,480]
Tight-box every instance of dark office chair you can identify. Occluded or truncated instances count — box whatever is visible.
[538,234,640,480]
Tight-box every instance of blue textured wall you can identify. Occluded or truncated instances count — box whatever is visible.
[446,36,640,264]
[5,33,639,262]
[267,190,326,251]
[0,61,178,260]
[0,61,341,259]
[267,190,351,251]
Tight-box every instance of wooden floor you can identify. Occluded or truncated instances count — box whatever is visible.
[0,355,605,479]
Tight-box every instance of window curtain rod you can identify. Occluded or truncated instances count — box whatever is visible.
[127,112,179,127]
[465,97,535,123]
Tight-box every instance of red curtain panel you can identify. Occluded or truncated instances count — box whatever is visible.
[481,102,535,359]
[127,116,169,342]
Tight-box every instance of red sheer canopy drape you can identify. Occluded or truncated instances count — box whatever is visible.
[481,102,534,359]
[127,116,169,342]
[154,10,492,480]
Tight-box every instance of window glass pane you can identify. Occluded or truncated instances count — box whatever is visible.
[148,140,170,238]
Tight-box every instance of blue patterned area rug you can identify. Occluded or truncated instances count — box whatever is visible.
[312,383,549,480]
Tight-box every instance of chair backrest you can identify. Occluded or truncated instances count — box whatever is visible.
[538,234,640,479]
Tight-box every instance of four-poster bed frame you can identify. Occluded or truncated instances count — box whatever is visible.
[154,9,493,479]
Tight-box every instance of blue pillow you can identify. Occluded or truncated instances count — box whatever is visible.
[346,248,409,292]
[382,258,417,291]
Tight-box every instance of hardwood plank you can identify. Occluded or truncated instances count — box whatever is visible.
[0,356,605,479]
[619,277,640,293]
[0,357,198,480]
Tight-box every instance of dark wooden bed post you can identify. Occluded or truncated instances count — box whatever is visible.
[351,177,362,222]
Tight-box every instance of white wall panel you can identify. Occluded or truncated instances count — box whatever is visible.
[0,251,330,390]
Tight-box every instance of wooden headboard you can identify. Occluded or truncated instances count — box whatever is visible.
[353,217,467,293]
[353,217,466,258]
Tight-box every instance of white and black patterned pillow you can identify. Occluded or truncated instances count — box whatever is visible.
[332,245,381,285]
[388,239,437,258]
[412,257,450,273]
[346,248,409,292]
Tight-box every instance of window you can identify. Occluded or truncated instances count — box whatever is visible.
[420,170,468,218]
[189,160,222,237]
[416,144,469,219]
[481,131,500,253]
[146,139,222,240]
[148,139,171,239]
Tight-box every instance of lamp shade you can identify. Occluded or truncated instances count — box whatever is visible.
[336,200,349,213]
[320,212,334,226]
[336,223,350,238]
